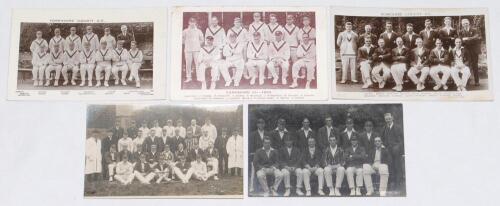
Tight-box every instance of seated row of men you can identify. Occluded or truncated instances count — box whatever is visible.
[30,40,143,87]
[183,14,316,89]
[254,135,390,197]
[106,140,220,185]
[337,18,481,91]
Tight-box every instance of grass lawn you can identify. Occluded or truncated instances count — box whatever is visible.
[84,175,243,198]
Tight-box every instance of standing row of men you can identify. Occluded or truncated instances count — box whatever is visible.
[29,25,144,87]
[183,13,317,89]
[337,17,482,91]
[85,118,244,185]
[250,113,404,196]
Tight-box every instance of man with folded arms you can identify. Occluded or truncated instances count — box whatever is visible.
[390,37,409,92]
[345,137,367,196]
[363,137,392,196]
[450,38,471,91]
[278,136,303,196]
[254,137,283,197]
[323,136,346,196]
[407,37,431,91]
[114,153,135,185]
[301,138,325,196]
[134,153,156,184]
[429,38,451,91]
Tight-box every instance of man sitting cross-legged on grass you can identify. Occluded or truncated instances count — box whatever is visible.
[104,144,120,182]
[190,154,214,182]
[204,141,220,180]
[133,153,156,184]
[173,154,193,184]
[155,156,172,184]
[114,153,135,185]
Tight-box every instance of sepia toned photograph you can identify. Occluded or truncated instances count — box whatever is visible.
[248,104,405,197]
[170,7,329,101]
[332,8,492,101]
[8,9,167,100]
[85,104,243,198]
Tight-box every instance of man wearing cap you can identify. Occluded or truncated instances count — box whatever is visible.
[254,137,283,197]
[82,26,100,51]
[45,43,64,87]
[301,138,325,196]
[267,30,291,85]
[100,27,116,50]
[283,14,300,64]
[66,27,82,51]
[61,41,80,86]
[49,28,65,52]
[205,16,226,48]
[371,38,392,89]
[459,18,481,86]
[408,37,431,91]
[183,17,204,83]
[94,41,113,87]
[402,23,420,50]
[363,137,391,196]
[379,21,399,49]
[226,127,243,176]
[357,37,376,89]
[337,22,359,84]
[298,16,316,43]
[429,38,451,91]
[339,118,359,149]
[345,137,367,196]
[278,135,303,196]
[246,31,269,86]
[291,33,316,89]
[358,25,377,48]
[117,25,135,50]
[323,136,346,196]
[79,42,96,87]
[419,19,438,50]
[450,38,471,91]
[222,32,245,87]
[391,37,409,92]
[112,40,130,86]
[265,14,285,43]
[197,35,222,90]
[439,17,457,50]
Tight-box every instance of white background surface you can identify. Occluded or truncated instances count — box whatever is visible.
[1,0,499,206]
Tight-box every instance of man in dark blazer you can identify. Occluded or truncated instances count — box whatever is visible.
[270,118,292,150]
[142,130,157,153]
[156,128,169,153]
[390,37,410,92]
[344,137,367,196]
[381,113,404,191]
[363,137,392,196]
[407,37,431,91]
[358,120,379,155]
[419,19,439,50]
[101,129,115,179]
[379,21,400,49]
[186,119,202,139]
[458,18,481,86]
[168,130,186,153]
[371,38,393,89]
[250,118,269,153]
[402,23,420,50]
[316,116,338,151]
[357,37,377,89]
[358,24,377,48]
[278,136,303,197]
[429,38,452,91]
[438,17,458,50]
[127,121,138,139]
[323,136,346,196]
[188,144,206,163]
[301,138,325,196]
[214,127,229,174]
[254,137,283,197]
[111,122,124,146]
[146,144,160,163]
[339,118,359,149]
[116,25,135,49]
[295,118,316,151]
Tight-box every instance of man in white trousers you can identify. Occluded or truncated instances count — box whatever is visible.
[450,38,471,91]
[290,33,316,89]
[222,32,245,87]
[111,40,130,86]
[357,37,375,89]
[390,37,409,92]
[45,43,64,87]
[429,38,451,91]
[323,136,346,196]
[301,138,325,196]
[31,44,49,86]
[197,36,221,90]
[245,32,268,86]
[127,41,143,88]
[61,41,80,86]
[371,38,392,89]
[363,137,391,196]
[407,37,431,91]
[278,136,303,197]
[79,42,96,87]
[337,22,358,84]
[267,31,291,85]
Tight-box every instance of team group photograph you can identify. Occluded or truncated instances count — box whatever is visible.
[17,22,154,90]
[84,104,243,197]
[180,11,318,90]
[334,15,488,92]
[248,104,405,197]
